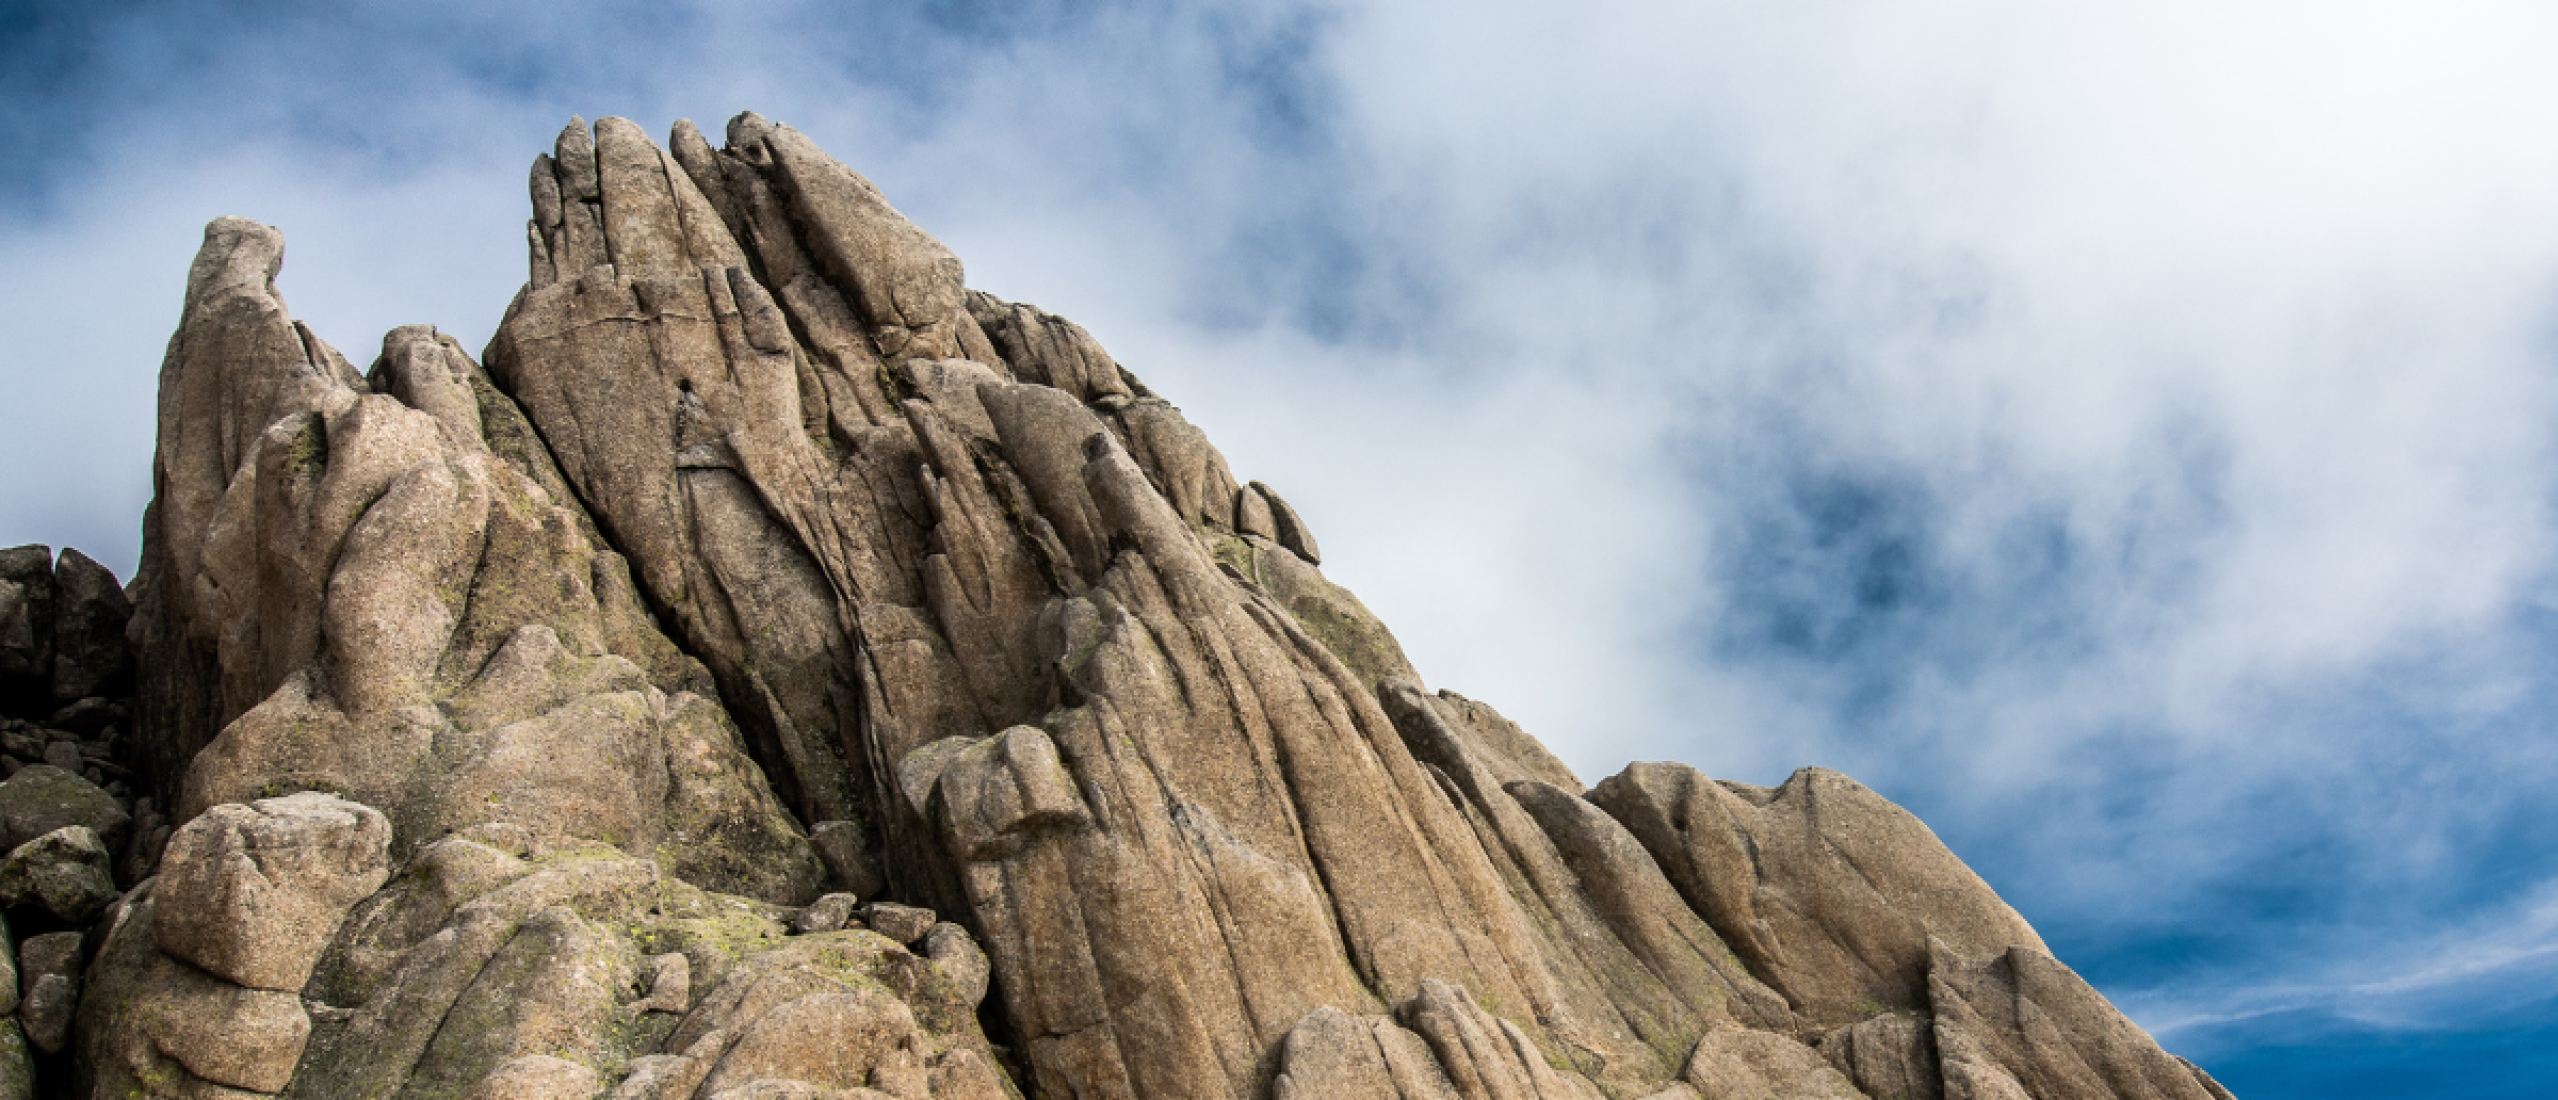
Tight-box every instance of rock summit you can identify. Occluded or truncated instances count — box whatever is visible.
[0,114,2233,1100]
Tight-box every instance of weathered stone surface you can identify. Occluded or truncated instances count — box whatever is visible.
[1823,1012,1942,1100]
[1272,1005,1462,1100]
[130,228,820,904]
[0,547,53,713]
[49,547,133,703]
[0,825,117,922]
[632,951,693,1015]
[1401,979,1605,1100]
[0,914,15,1017]
[1926,942,2228,1100]
[1590,763,2047,1026]
[0,1020,29,1100]
[467,1053,603,1100]
[1248,481,1321,565]
[694,988,919,1096]
[269,833,998,1100]
[793,893,859,934]
[19,930,80,1056]
[665,926,1007,1100]
[82,892,315,1097]
[808,820,884,899]
[138,963,315,1092]
[920,922,990,1009]
[0,763,126,853]
[154,792,393,991]
[84,114,2227,1100]
[857,901,935,945]
[1682,1026,1868,1099]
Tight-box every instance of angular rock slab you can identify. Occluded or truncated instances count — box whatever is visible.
[0,763,128,853]
[48,547,133,703]
[1681,1027,1867,1099]
[0,546,53,711]
[1590,763,2047,1025]
[1272,982,1610,1100]
[79,891,314,1098]
[1927,942,2233,1100]
[17,930,79,1057]
[154,792,392,991]
[0,825,117,922]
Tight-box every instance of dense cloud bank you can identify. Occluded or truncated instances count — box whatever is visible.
[7,3,2558,1093]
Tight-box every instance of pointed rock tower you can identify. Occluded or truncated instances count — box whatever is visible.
[55,115,2234,1100]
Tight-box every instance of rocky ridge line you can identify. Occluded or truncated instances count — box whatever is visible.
[0,113,2234,1100]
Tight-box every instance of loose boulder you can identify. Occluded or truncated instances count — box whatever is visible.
[0,826,116,923]
[0,765,125,855]
[46,549,132,704]
[0,548,52,713]
[152,792,392,990]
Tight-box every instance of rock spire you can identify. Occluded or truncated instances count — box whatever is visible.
[0,114,2234,1100]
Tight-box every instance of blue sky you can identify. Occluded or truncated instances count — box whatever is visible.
[7,2,2558,1094]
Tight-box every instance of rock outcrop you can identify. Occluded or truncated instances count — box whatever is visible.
[0,113,2233,1099]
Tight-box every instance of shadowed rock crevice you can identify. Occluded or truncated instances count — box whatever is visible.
[0,112,2237,1100]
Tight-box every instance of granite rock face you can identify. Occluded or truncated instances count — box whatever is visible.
[1,114,2231,1099]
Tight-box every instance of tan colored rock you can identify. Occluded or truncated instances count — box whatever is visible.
[1823,1012,1942,1100]
[631,951,692,1015]
[132,252,820,904]
[696,989,921,1096]
[966,291,1131,402]
[920,922,989,1009]
[1109,398,1243,531]
[1681,1027,1867,1099]
[467,1053,603,1100]
[76,890,319,1096]
[276,838,1000,1100]
[1926,942,2227,1100]
[1590,763,2047,1025]
[858,901,936,945]
[154,792,392,991]
[1249,481,1321,565]
[1400,980,1604,1100]
[128,217,370,795]
[1272,1006,1463,1100]
[138,965,314,1092]
[755,123,966,361]
[794,893,859,935]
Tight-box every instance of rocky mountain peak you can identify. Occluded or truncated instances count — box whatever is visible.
[0,114,2234,1100]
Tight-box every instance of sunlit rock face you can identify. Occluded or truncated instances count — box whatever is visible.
[0,114,2231,1100]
